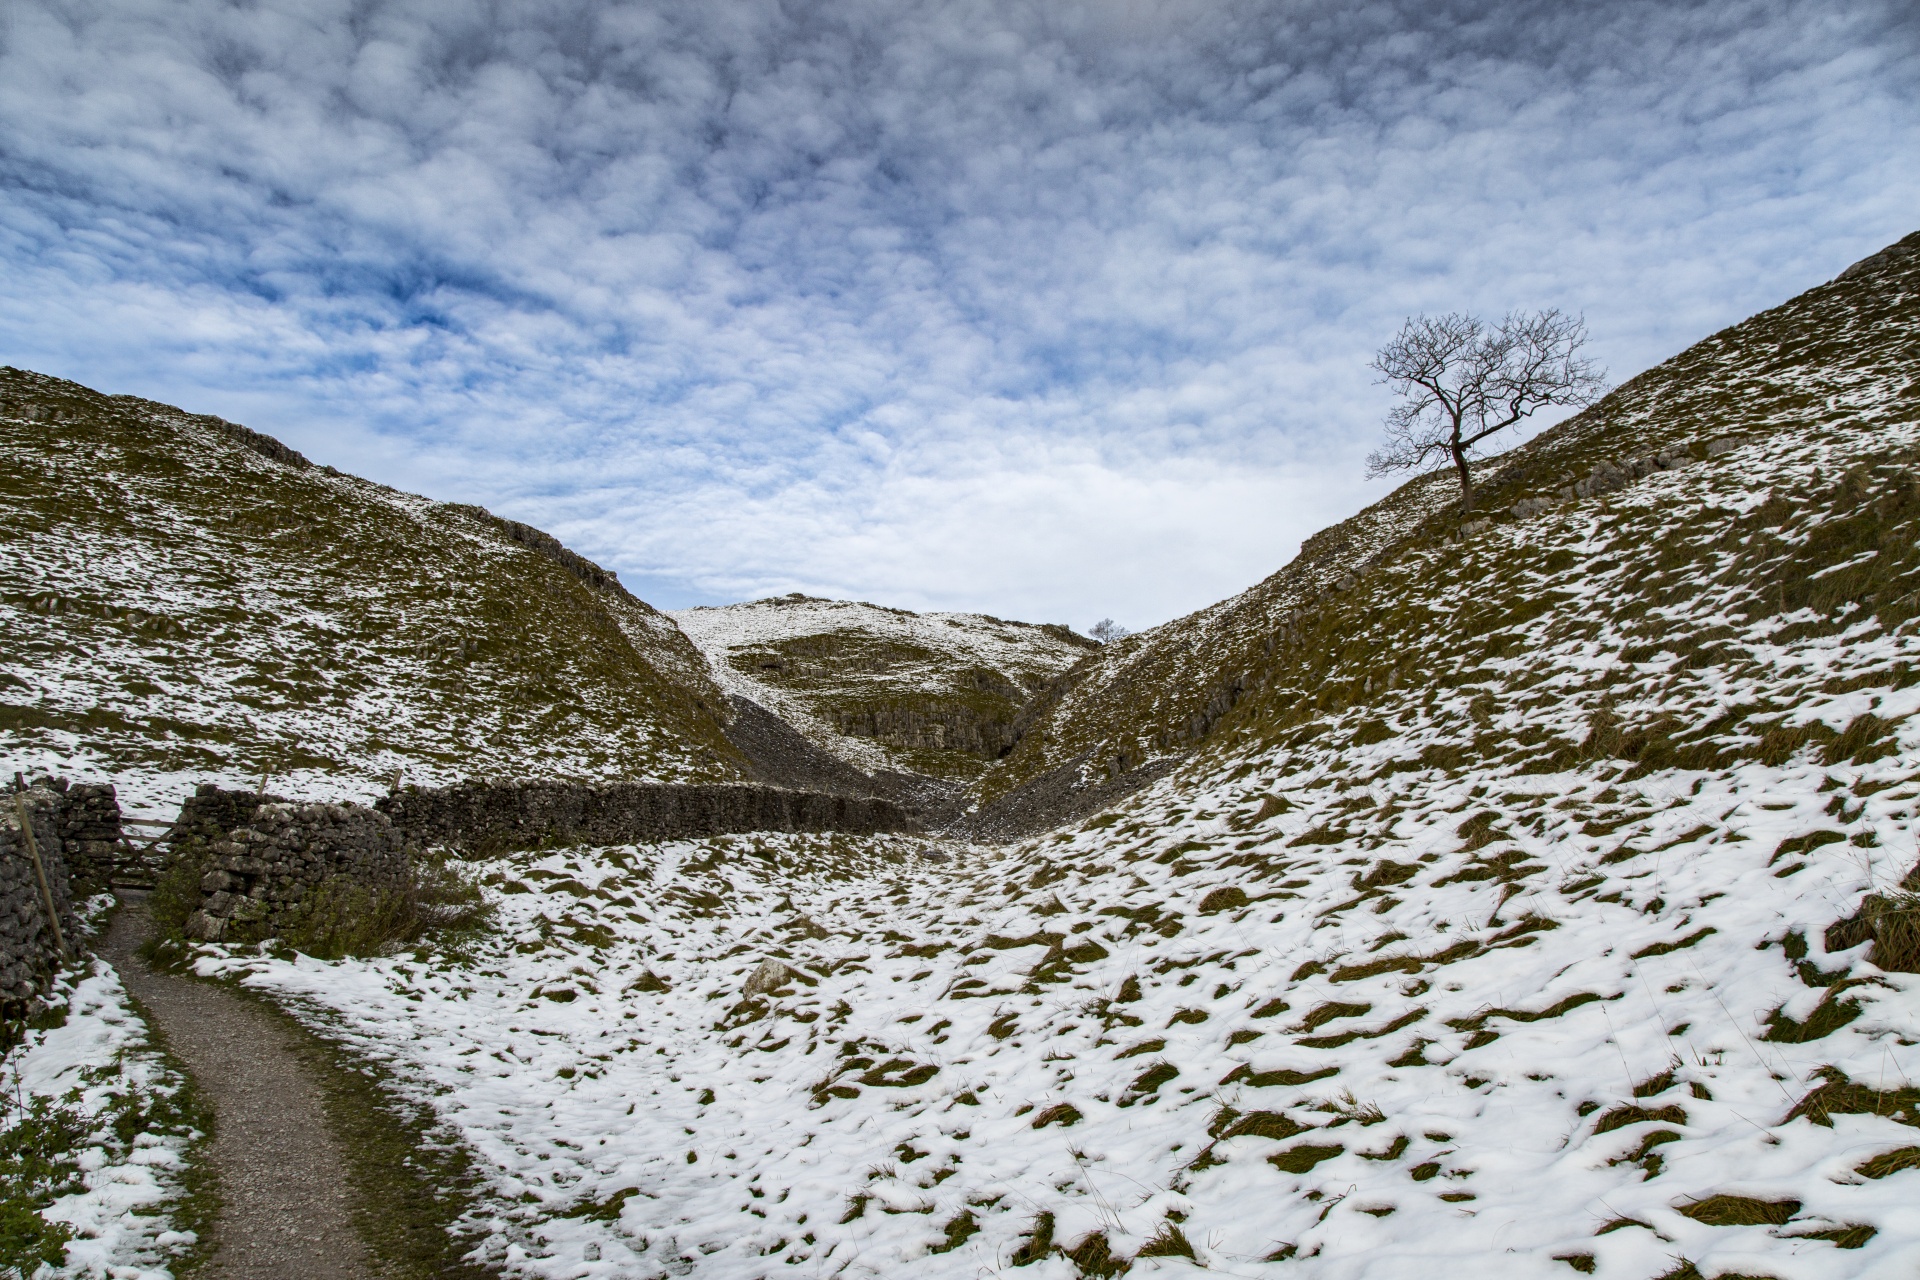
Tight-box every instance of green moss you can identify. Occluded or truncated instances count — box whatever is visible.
[0,1093,85,1278]
[1,986,217,1280]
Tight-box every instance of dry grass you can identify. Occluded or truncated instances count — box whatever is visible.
[1135,1221,1196,1261]
[1675,1194,1799,1227]
[1864,892,1920,972]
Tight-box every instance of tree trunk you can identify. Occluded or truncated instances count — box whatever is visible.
[1451,445,1473,510]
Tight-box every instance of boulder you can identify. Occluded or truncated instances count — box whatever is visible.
[742,959,794,996]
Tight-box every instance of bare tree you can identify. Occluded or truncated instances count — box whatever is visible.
[1367,310,1607,508]
[1090,618,1131,644]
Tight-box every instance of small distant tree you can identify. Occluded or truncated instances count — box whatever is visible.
[1367,309,1607,509]
[1090,618,1131,644]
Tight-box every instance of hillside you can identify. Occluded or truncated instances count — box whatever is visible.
[981,230,1920,835]
[672,595,1095,785]
[168,230,1920,1280]
[0,368,750,810]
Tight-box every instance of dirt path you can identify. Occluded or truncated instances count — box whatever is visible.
[103,899,372,1280]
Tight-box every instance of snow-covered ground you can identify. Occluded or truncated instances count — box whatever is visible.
[197,748,1919,1279]
[182,419,1920,1279]
[5,903,203,1279]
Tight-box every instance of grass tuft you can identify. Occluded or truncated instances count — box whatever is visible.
[278,858,491,959]
[1675,1195,1800,1227]
[928,1209,978,1254]
[1136,1221,1196,1261]
[1267,1142,1344,1175]
[1853,1146,1920,1179]
[1059,1230,1127,1277]
[1008,1211,1054,1267]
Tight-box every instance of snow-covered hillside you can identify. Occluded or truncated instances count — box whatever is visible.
[672,596,1094,781]
[195,395,1920,1278]
[0,370,747,812]
[987,230,1920,820]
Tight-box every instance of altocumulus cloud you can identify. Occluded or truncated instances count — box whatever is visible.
[2,0,1916,627]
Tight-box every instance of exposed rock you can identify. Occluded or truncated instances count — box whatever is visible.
[1574,461,1634,498]
[743,959,794,996]
[1835,229,1920,282]
[1570,446,1696,499]
[865,770,972,831]
[722,696,882,797]
[446,504,635,602]
[831,700,1017,757]
[958,751,1181,844]
[202,415,312,469]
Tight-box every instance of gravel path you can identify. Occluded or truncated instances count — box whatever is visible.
[103,900,372,1280]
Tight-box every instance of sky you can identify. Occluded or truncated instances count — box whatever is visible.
[2,1,1916,633]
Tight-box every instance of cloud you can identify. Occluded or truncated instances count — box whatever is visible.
[2,0,1916,629]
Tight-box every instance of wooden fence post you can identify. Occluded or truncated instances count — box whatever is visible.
[14,791,70,963]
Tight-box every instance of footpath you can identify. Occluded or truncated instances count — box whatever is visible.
[102,900,371,1280]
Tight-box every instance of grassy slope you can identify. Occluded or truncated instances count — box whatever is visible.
[197,233,1920,1278]
[0,369,747,808]
[986,229,1920,807]
[672,597,1095,780]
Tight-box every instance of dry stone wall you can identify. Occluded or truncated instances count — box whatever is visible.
[1,786,83,1010]
[164,784,283,861]
[376,779,911,853]
[48,781,134,892]
[177,791,409,943]
[164,779,907,942]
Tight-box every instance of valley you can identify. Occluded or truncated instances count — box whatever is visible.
[4,230,1920,1280]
